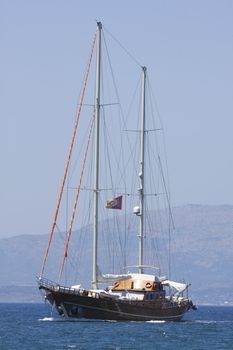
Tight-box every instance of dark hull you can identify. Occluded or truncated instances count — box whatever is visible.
[40,284,190,321]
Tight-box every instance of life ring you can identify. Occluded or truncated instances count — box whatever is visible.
[146,282,152,289]
[113,281,120,288]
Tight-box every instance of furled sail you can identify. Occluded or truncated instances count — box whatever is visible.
[101,274,131,282]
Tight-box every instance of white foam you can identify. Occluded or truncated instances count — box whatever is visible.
[146,320,166,323]
[38,317,58,322]
[194,320,232,324]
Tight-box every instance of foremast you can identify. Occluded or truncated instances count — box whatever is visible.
[92,22,102,289]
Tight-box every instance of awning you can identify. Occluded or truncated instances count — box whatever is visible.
[162,280,188,294]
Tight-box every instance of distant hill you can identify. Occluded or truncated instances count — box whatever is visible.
[0,204,233,305]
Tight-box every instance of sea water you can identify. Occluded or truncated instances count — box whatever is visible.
[0,303,233,349]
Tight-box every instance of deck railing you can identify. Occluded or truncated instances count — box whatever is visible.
[37,276,85,296]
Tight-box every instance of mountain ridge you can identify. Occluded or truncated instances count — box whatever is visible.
[1,204,233,305]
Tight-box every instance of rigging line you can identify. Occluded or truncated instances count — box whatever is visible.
[101,103,119,106]
[102,115,126,193]
[103,36,123,186]
[146,137,167,271]
[101,46,127,197]
[72,132,94,284]
[146,125,168,204]
[54,223,66,244]
[115,192,161,196]
[123,191,127,270]
[102,140,115,270]
[146,138,155,207]
[100,66,111,195]
[123,128,162,132]
[102,25,142,68]
[168,207,171,279]
[146,136,171,245]
[74,197,92,283]
[40,30,97,276]
[146,219,161,271]
[65,255,77,272]
[158,156,175,230]
[129,89,141,196]
[98,129,125,271]
[146,78,162,160]
[58,116,95,283]
[102,31,140,183]
[144,201,159,269]
[110,203,127,269]
[100,191,125,272]
[101,108,117,267]
[147,76,163,131]
[144,142,161,266]
[119,76,141,190]
[99,198,115,273]
[68,187,122,191]
[122,91,141,202]
[148,77,171,198]
[66,166,69,237]
[98,198,111,272]
[103,113,114,196]
[68,113,95,183]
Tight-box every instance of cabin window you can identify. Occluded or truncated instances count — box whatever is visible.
[131,282,134,289]
[145,293,154,300]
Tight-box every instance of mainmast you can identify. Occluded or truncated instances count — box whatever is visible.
[92,22,102,289]
[138,66,146,274]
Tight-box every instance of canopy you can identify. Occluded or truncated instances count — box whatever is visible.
[162,280,188,294]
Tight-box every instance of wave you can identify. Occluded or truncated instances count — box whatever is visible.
[38,317,118,323]
[38,317,60,322]
[182,319,233,325]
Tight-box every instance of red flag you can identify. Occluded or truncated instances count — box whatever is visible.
[106,195,123,210]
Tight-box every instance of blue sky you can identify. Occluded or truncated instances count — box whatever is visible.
[1,0,233,238]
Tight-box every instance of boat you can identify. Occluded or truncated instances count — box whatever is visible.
[38,22,196,321]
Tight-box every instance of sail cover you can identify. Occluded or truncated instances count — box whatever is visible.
[162,280,188,294]
[101,274,131,281]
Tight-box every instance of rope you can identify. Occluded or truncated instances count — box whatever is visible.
[103,31,140,184]
[103,25,142,68]
[58,116,95,282]
[40,30,97,276]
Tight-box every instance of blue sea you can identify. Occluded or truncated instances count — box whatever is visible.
[0,303,232,349]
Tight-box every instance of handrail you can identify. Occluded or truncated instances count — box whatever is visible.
[37,276,87,296]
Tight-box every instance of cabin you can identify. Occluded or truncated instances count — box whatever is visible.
[108,273,165,301]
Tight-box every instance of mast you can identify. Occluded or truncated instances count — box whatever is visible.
[92,22,102,289]
[138,66,146,274]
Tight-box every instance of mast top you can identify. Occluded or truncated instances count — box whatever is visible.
[96,21,102,29]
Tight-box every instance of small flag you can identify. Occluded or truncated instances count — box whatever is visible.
[106,195,123,210]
